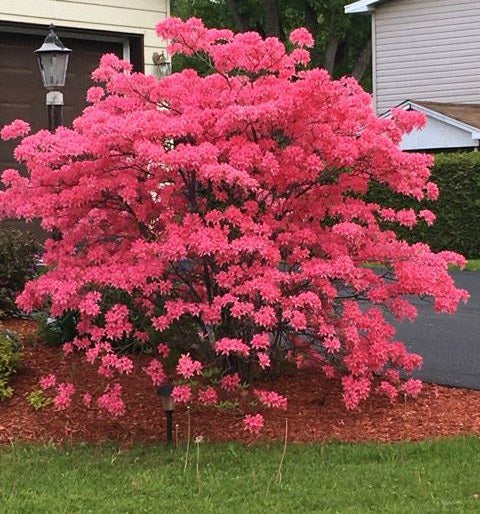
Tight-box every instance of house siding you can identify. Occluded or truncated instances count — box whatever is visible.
[374,0,480,113]
[0,0,168,75]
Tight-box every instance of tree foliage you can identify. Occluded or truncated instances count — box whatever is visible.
[172,0,372,87]
[0,19,468,434]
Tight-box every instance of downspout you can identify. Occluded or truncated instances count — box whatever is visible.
[371,11,377,113]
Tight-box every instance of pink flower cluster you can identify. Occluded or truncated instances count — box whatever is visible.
[403,378,423,397]
[176,353,203,378]
[254,389,287,410]
[215,338,250,357]
[157,343,170,359]
[220,374,241,392]
[172,385,192,404]
[243,414,264,436]
[143,359,166,386]
[97,384,125,416]
[198,386,218,405]
[258,353,271,369]
[53,383,75,410]
[0,119,30,140]
[39,374,56,390]
[289,27,315,48]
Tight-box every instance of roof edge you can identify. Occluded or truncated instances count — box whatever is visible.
[345,0,383,14]
[381,100,480,139]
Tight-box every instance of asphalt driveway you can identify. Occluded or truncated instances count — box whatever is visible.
[393,271,480,389]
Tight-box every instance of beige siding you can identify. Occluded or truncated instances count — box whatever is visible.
[0,0,168,75]
[374,0,480,113]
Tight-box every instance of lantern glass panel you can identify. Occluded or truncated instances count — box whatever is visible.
[38,52,70,89]
[157,62,172,78]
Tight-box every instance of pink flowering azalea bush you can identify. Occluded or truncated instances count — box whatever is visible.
[0,17,469,434]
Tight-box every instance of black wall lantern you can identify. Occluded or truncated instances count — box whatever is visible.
[152,51,172,79]
[34,25,72,131]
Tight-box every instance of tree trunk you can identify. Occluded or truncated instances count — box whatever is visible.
[352,40,372,81]
[263,0,282,39]
[225,0,247,32]
[323,34,339,75]
[303,0,321,66]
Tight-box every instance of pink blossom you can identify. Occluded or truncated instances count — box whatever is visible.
[0,119,30,140]
[97,384,125,416]
[251,333,270,350]
[104,304,132,339]
[135,330,149,342]
[142,359,166,386]
[79,292,102,316]
[86,86,105,104]
[220,373,241,392]
[254,307,277,328]
[322,365,335,379]
[53,383,75,410]
[289,28,314,48]
[385,369,400,383]
[215,338,250,357]
[157,343,170,358]
[86,344,101,364]
[243,414,264,436]
[258,353,271,369]
[63,342,74,355]
[198,386,218,405]
[98,353,133,378]
[419,209,436,225]
[342,376,371,410]
[396,209,417,228]
[1,168,23,187]
[172,385,192,404]
[254,389,287,410]
[378,381,399,402]
[82,393,92,407]
[426,182,439,200]
[403,378,422,398]
[39,374,56,390]
[324,337,341,353]
[176,353,203,378]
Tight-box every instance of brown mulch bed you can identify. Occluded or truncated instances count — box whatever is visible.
[1,319,480,445]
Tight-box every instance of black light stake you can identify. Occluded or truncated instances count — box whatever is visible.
[157,383,174,444]
[34,25,72,132]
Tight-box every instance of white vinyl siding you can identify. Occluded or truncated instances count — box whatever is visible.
[0,0,169,75]
[374,0,480,113]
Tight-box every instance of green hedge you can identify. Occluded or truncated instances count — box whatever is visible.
[0,227,40,317]
[369,152,480,259]
[0,324,22,400]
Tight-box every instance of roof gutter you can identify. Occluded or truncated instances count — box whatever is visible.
[383,100,480,141]
[345,0,382,14]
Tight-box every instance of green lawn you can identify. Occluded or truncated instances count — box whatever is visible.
[1,438,480,513]
[457,259,480,271]
[364,259,480,271]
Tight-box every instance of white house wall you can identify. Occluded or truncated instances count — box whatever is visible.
[401,115,477,151]
[0,0,169,75]
[374,0,480,113]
